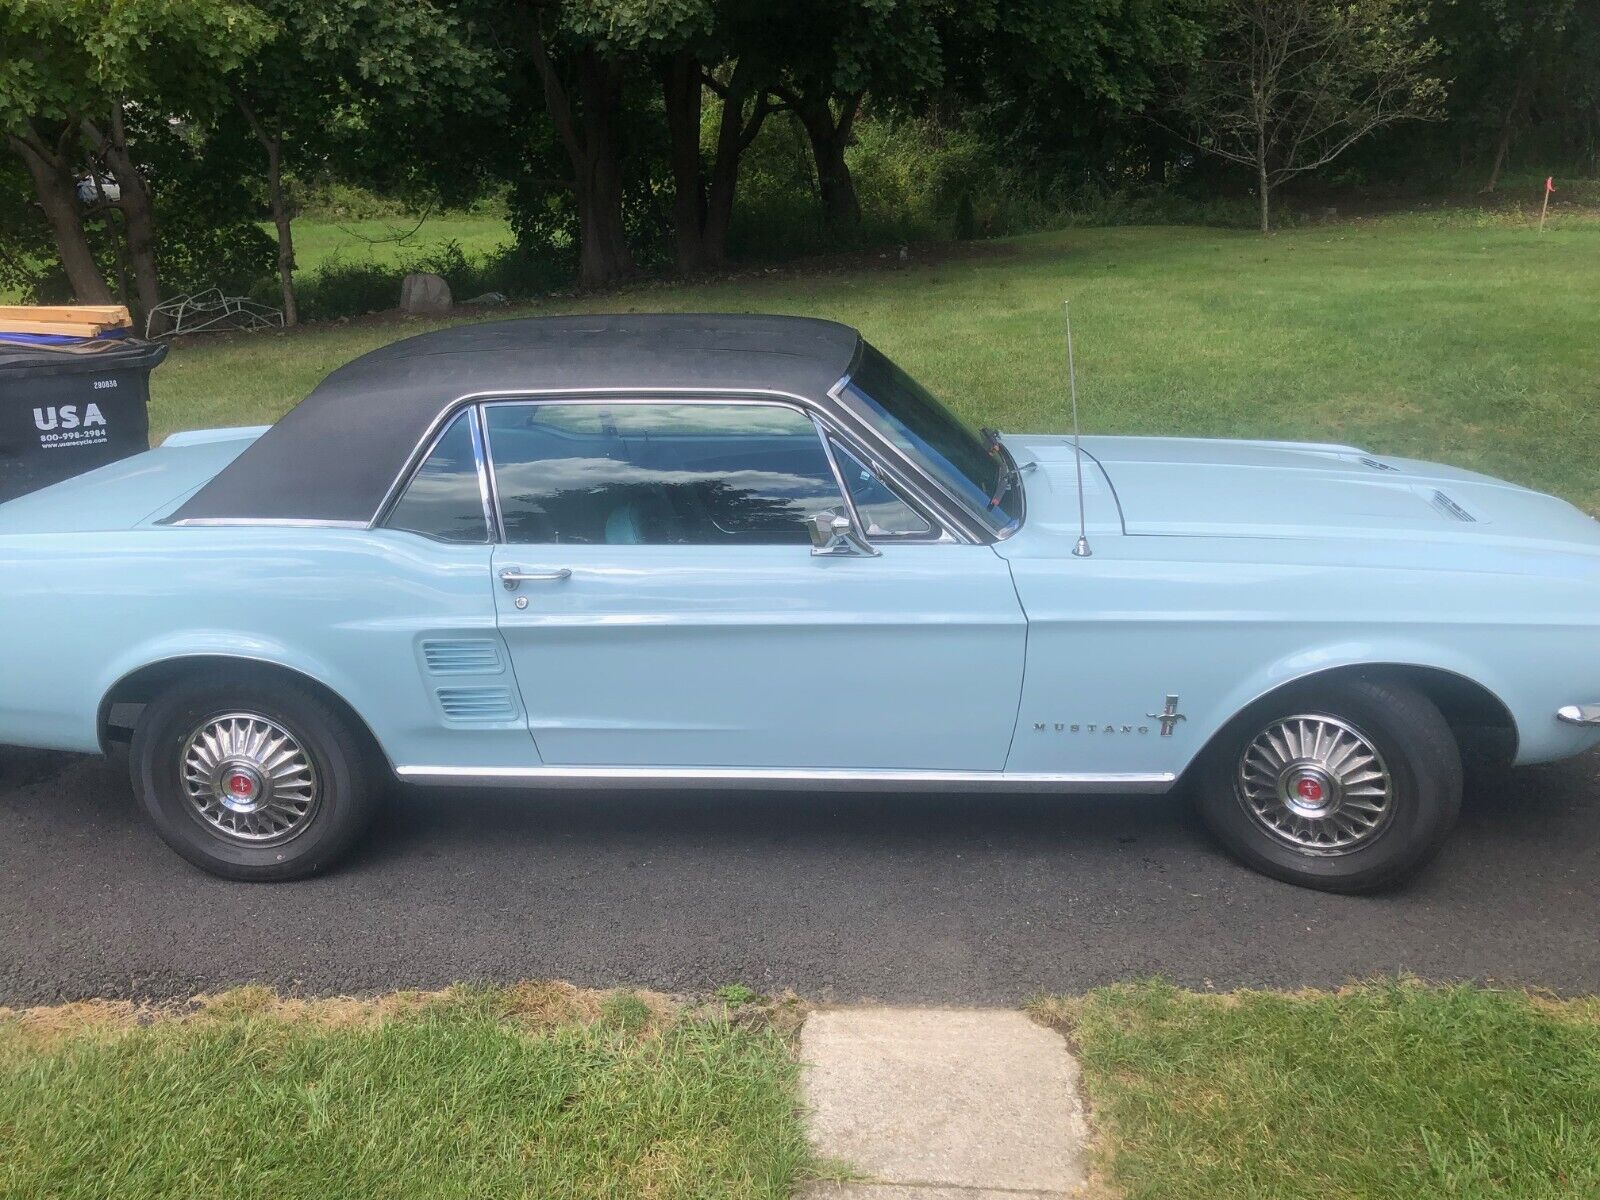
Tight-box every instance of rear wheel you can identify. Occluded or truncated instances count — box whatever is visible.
[1195,677,1461,893]
[131,677,377,881]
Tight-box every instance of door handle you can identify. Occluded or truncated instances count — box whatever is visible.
[499,567,572,591]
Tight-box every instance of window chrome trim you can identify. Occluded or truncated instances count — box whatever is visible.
[825,372,1010,544]
[472,391,966,548]
[374,407,494,545]
[819,425,940,544]
[813,413,864,531]
[395,764,1176,793]
[369,385,987,545]
[472,403,507,543]
[465,405,498,542]
[166,517,370,529]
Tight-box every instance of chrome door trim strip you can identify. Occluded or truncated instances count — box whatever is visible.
[394,764,1176,793]
[166,517,371,529]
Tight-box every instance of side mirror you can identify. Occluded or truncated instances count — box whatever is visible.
[809,510,880,558]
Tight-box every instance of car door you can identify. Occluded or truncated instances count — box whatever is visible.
[483,395,1026,772]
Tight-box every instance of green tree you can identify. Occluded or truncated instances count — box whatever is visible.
[517,0,672,287]
[1171,0,1445,232]
[658,3,783,273]
[764,0,947,233]
[1430,0,1579,191]
[222,0,492,324]
[0,0,266,323]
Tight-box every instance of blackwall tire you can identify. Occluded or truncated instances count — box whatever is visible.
[1195,676,1461,893]
[130,677,377,881]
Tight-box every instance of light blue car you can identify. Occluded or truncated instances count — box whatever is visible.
[1,315,1596,890]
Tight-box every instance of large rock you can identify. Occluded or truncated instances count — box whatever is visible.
[399,272,452,315]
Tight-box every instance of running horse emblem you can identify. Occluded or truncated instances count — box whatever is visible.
[1147,695,1187,737]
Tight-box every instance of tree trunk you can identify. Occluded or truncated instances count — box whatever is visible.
[702,63,771,270]
[526,17,635,290]
[1484,64,1532,194]
[794,92,862,232]
[7,130,114,305]
[264,139,298,326]
[573,51,634,289]
[87,106,165,333]
[236,94,298,326]
[1257,127,1271,234]
[662,53,708,276]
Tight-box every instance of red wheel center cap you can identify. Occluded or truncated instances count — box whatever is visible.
[226,771,257,799]
[1296,777,1325,803]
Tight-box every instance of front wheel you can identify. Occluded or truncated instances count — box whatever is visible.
[1194,677,1461,893]
[130,677,378,881]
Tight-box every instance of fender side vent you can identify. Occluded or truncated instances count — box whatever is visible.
[1431,490,1477,522]
[422,639,503,674]
[1359,456,1398,472]
[436,687,517,721]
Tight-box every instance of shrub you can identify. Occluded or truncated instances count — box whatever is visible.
[290,239,566,321]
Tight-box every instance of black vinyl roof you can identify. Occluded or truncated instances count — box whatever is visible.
[171,313,863,525]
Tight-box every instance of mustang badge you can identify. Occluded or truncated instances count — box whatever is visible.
[1032,694,1187,737]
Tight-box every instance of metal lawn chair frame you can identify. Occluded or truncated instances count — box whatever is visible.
[148,289,285,338]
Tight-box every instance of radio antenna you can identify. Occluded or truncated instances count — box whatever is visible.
[1064,300,1092,558]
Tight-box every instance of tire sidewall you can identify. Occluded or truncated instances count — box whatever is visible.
[132,681,371,881]
[1197,678,1461,892]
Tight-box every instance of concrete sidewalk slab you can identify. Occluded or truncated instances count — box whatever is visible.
[800,1007,1089,1196]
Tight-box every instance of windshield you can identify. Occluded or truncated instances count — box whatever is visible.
[842,345,1021,535]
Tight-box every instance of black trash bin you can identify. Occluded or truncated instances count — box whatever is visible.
[0,337,167,504]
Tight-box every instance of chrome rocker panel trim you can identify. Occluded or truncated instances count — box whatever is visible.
[395,765,1177,793]
[1557,704,1600,727]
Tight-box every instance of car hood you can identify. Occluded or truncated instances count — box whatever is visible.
[1005,434,1600,554]
[0,426,268,535]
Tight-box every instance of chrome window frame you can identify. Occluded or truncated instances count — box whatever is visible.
[817,425,943,543]
[825,365,1021,543]
[477,393,922,548]
[376,407,495,545]
[372,386,979,546]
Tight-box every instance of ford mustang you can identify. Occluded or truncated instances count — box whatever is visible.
[1,314,1596,890]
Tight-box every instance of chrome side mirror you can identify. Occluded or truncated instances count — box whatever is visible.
[809,510,880,558]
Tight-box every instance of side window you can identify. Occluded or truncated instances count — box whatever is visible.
[486,401,845,546]
[829,437,934,538]
[385,410,489,543]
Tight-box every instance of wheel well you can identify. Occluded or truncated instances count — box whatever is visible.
[99,656,389,767]
[1201,663,1518,767]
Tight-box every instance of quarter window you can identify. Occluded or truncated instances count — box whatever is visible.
[829,437,934,538]
[385,410,488,543]
[485,401,845,546]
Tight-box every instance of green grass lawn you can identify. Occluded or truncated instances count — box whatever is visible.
[0,984,807,1200]
[286,211,513,274]
[8,978,1599,1199]
[152,211,1600,513]
[1039,979,1600,1200]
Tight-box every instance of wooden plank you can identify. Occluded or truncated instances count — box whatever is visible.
[0,318,123,336]
[0,304,130,325]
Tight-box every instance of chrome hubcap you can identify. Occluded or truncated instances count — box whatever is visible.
[1235,714,1394,856]
[181,712,319,845]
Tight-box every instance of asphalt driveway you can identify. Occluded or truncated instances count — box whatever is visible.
[2,745,1596,1005]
